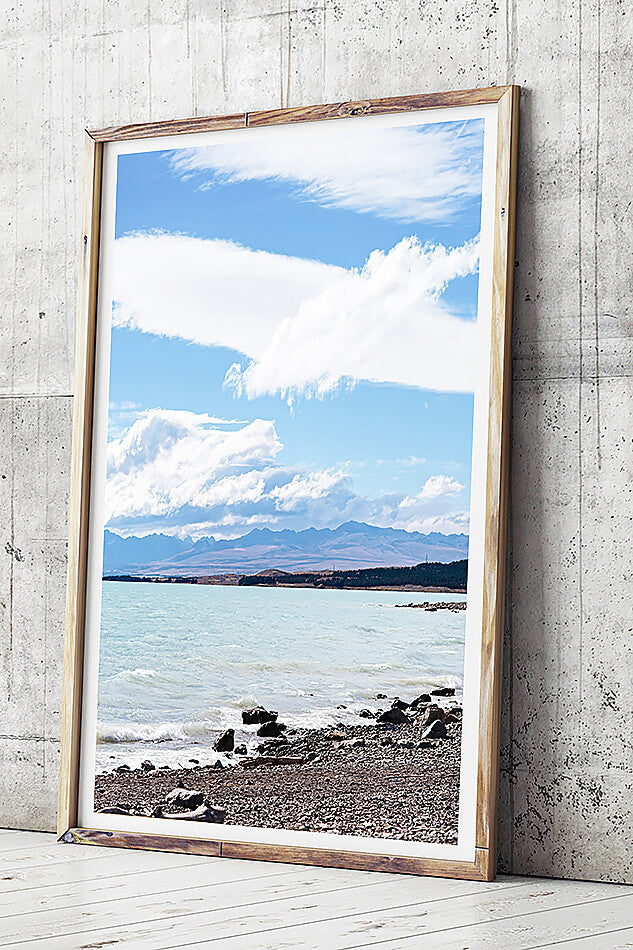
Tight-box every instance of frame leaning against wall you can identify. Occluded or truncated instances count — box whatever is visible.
[58,86,519,881]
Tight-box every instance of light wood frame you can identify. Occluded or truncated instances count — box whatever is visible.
[59,86,519,881]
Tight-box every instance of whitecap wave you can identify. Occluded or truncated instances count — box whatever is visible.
[113,668,160,683]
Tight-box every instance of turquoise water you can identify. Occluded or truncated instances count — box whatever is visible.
[96,581,466,771]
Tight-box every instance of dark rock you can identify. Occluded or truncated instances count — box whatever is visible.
[214,728,235,752]
[410,693,432,707]
[376,693,387,699]
[377,707,410,725]
[257,720,286,738]
[306,751,318,761]
[97,805,130,815]
[162,804,226,823]
[419,704,445,729]
[358,708,374,718]
[241,755,305,768]
[344,737,365,748]
[152,805,164,818]
[421,719,448,739]
[213,760,224,769]
[234,743,247,755]
[417,740,435,749]
[165,787,205,810]
[391,698,410,710]
[336,704,347,709]
[189,758,199,764]
[242,705,278,725]
[114,764,130,773]
[140,760,155,772]
[431,686,455,697]
[444,712,460,724]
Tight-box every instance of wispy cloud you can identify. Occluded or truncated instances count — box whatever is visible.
[170,119,484,223]
[228,236,479,400]
[112,233,479,398]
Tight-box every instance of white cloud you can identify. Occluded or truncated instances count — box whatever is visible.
[105,409,282,525]
[105,409,469,537]
[399,475,465,505]
[229,236,479,399]
[171,119,483,223]
[112,233,479,399]
[112,234,345,360]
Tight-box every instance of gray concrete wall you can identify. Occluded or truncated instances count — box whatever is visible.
[1,0,631,882]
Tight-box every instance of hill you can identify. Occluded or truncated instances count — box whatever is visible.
[103,522,469,576]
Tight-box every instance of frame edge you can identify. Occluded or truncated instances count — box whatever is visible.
[474,84,520,874]
[58,133,103,838]
[62,828,489,880]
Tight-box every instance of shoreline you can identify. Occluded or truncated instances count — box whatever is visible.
[103,575,467,594]
[95,691,462,844]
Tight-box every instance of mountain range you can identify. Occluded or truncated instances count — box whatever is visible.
[103,521,469,576]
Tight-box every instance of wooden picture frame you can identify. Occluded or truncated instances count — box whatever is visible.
[59,86,519,881]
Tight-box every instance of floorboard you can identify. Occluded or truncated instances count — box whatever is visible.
[0,832,629,949]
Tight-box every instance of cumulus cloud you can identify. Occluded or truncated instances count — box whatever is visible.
[171,119,484,223]
[105,410,469,537]
[112,233,479,399]
[105,409,282,526]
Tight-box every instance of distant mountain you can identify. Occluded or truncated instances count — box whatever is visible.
[103,522,468,576]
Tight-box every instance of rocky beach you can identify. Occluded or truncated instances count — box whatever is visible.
[95,689,462,844]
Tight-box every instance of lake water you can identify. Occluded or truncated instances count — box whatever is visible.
[95,581,466,771]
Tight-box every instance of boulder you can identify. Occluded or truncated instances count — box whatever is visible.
[409,693,432,708]
[419,704,445,729]
[234,743,247,755]
[114,764,130,773]
[357,708,374,718]
[165,787,204,811]
[163,804,226,823]
[140,760,155,772]
[242,706,278,725]
[421,719,448,739]
[376,693,387,699]
[256,720,287,738]
[377,707,410,725]
[213,728,235,752]
[391,698,410,710]
[431,686,455,697]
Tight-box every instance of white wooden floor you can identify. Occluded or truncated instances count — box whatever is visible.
[0,830,632,948]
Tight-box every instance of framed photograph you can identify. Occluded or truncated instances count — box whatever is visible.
[59,86,518,880]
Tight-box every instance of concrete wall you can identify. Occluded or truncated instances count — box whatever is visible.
[1,0,631,882]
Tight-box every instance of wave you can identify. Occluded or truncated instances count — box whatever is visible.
[112,667,161,683]
[97,717,224,744]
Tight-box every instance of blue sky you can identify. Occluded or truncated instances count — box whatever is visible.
[105,116,484,540]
